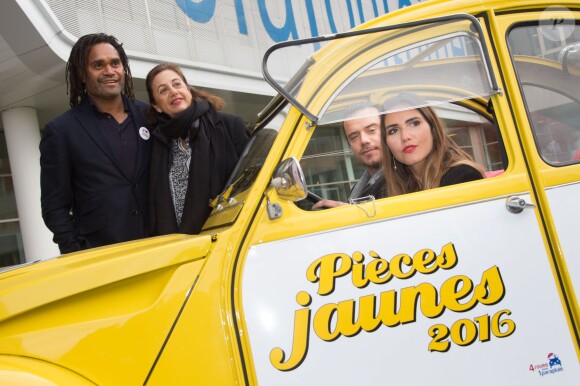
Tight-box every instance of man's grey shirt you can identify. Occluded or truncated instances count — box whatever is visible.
[348,168,386,200]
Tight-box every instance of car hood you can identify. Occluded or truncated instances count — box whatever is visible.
[0,234,212,322]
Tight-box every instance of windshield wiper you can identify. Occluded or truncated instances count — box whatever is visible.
[210,164,263,209]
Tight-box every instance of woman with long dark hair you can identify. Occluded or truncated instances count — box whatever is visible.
[381,93,484,197]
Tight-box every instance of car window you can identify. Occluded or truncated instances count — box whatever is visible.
[297,99,503,210]
[508,22,580,165]
[300,123,362,203]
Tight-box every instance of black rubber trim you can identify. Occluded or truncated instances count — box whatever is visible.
[143,275,200,385]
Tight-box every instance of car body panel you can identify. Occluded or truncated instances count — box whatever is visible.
[0,0,579,385]
[0,235,211,385]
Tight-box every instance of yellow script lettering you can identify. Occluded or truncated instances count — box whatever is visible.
[306,253,352,296]
[309,266,505,343]
[270,291,312,371]
[306,243,458,295]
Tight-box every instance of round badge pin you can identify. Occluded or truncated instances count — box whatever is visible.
[139,127,150,140]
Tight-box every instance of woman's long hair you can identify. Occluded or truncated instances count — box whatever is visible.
[381,93,484,197]
[66,33,134,106]
[145,62,225,127]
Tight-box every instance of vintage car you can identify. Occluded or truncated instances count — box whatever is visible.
[1,0,579,384]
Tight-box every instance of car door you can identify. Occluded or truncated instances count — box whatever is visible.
[234,12,580,386]
[499,6,580,329]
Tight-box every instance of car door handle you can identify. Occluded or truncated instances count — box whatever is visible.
[506,196,535,214]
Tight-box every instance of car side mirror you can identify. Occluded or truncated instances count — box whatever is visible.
[270,157,307,202]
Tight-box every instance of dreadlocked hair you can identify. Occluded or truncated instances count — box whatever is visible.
[66,33,135,106]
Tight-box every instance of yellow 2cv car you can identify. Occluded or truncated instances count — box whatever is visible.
[1,0,579,384]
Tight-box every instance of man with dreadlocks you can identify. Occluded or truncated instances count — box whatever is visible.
[40,33,151,254]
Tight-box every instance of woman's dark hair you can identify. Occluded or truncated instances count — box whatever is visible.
[145,62,226,127]
[66,33,134,106]
[381,92,484,196]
